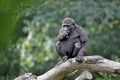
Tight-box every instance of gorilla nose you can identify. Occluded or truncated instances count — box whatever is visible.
[64,27,68,31]
[64,27,67,30]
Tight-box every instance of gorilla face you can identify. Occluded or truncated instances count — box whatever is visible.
[63,25,72,35]
[58,25,73,41]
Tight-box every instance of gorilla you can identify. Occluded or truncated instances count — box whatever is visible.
[56,17,89,63]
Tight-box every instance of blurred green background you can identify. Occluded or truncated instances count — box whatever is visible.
[0,0,120,80]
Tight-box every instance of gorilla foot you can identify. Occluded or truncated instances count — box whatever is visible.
[62,56,68,62]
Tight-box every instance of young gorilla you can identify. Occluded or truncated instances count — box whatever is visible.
[56,17,89,63]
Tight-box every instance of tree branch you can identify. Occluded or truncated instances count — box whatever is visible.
[75,70,93,80]
[37,55,120,80]
[15,55,120,80]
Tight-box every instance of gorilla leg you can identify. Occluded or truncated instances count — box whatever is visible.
[72,43,81,57]
[56,41,68,62]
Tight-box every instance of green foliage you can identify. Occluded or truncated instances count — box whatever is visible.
[0,0,120,80]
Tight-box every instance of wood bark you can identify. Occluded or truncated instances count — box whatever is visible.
[15,55,120,80]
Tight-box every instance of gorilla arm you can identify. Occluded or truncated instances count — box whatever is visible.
[76,27,89,62]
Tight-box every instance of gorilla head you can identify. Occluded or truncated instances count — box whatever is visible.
[58,17,77,41]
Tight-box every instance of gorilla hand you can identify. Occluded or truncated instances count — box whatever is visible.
[75,54,84,63]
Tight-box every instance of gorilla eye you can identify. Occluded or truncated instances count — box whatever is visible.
[63,25,70,28]
[63,25,66,27]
